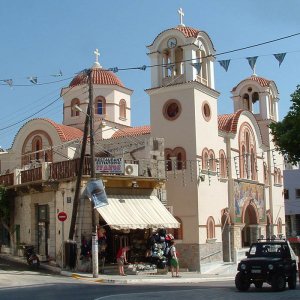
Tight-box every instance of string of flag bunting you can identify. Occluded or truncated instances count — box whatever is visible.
[0,50,291,88]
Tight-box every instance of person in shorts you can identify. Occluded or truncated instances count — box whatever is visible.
[116,246,130,276]
[169,240,180,277]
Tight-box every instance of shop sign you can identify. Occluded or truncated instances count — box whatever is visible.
[95,157,123,174]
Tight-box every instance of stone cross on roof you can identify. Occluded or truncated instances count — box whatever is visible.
[93,48,101,68]
[178,8,185,27]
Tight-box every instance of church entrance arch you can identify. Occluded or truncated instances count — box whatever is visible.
[241,200,259,247]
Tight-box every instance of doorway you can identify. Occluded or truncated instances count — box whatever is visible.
[241,202,259,247]
[37,205,49,257]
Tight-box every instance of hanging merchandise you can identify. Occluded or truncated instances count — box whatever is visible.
[146,229,174,269]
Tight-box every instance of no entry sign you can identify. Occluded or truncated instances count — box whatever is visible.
[58,211,67,222]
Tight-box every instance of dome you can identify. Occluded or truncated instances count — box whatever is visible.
[232,75,271,92]
[69,67,125,88]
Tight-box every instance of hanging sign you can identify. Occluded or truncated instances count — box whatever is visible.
[95,157,123,174]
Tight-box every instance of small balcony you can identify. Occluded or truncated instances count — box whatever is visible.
[0,157,166,187]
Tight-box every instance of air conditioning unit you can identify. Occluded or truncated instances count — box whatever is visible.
[124,164,139,176]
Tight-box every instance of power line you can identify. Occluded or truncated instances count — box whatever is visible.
[0,85,77,131]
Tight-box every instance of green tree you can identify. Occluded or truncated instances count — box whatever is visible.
[269,85,300,165]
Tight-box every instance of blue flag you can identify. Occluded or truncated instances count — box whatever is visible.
[273,53,286,67]
[218,60,230,72]
[83,179,108,208]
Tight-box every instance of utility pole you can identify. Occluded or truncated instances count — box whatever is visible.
[69,72,91,240]
[88,68,99,278]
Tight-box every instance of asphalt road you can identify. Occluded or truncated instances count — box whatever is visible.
[0,257,299,300]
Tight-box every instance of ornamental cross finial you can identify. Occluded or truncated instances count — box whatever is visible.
[94,49,100,63]
[178,8,185,26]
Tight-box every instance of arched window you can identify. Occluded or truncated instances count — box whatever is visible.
[207,216,215,240]
[196,49,208,85]
[208,150,216,171]
[165,149,173,171]
[277,168,282,185]
[274,167,278,184]
[95,96,106,115]
[250,148,256,180]
[239,123,257,180]
[71,98,80,117]
[277,218,282,234]
[243,93,250,110]
[163,49,171,78]
[263,162,269,185]
[219,150,227,178]
[173,147,186,170]
[252,92,260,114]
[119,99,126,119]
[32,136,42,161]
[175,47,184,76]
[202,148,209,170]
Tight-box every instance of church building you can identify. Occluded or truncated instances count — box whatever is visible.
[0,10,285,272]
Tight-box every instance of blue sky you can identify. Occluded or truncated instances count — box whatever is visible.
[0,0,299,149]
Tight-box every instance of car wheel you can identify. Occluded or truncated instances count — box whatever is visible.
[271,273,286,292]
[288,272,297,290]
[254,281,263,288]
[235,272,250,291]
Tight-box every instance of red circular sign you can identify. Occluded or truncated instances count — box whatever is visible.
[58,211,67,222]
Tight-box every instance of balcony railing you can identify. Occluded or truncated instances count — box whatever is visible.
[0,173,14,186]
[0,157,166,187]
[21,167,42,183]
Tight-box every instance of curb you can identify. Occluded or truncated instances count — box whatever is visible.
[68,272,235,284]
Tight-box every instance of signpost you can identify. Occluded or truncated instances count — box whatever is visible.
[58,211,67,268]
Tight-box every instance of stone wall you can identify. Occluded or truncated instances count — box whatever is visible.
[176,242,222,272]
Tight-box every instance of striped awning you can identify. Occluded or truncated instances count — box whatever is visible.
[96,195,180,230]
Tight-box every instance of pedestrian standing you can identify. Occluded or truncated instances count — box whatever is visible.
[169,240,180,277]
[116,246,130,276]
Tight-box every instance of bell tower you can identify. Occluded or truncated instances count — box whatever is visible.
[231,75,279,122]
[146,9,220,272]
[147,13,216,90]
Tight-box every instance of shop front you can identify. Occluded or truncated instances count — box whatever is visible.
[94,194,179,272]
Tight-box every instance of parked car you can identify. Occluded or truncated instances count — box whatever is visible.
[235,238,298,292]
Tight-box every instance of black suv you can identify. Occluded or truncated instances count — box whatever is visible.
[235,239,298,291]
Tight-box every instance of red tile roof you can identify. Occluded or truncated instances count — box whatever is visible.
[42,119,83,142]
[232,75,271,92]
[218,110,243,133]
[111,125,151,139]
[175,26,200,38]
[69,68,125,88]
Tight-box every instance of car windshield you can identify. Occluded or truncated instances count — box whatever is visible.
[248,242,290,258]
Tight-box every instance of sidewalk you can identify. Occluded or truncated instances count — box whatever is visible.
[0,253,236,284]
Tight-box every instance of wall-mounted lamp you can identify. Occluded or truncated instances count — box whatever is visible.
[199,175,205,182]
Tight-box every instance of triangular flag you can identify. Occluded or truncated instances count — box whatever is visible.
[138,65,147,71]
[191,62,201,74]
[218,60,231,72]
[247,56,258,72]
[28,76,37,84]
[4,79,13,87]
[51,70,63,77]
[108,67,119,73]
[273,53,286,67]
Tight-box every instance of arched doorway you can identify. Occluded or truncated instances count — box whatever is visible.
[241,201,259,247]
